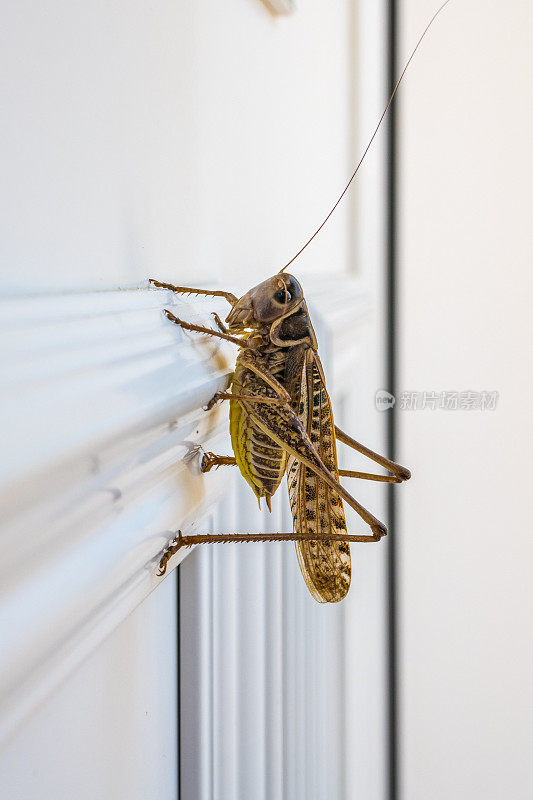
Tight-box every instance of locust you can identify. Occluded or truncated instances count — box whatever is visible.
[149,2,453,600]
[150,273,410,602]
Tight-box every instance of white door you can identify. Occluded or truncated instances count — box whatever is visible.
[0,1,391,797]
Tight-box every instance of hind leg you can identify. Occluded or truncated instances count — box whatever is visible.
[157,528,384,576]
[335,425,411,481]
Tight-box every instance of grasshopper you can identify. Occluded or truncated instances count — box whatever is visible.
[151,273,410,602]
[149,2,453,600]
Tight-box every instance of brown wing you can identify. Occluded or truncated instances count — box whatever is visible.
[286,349,351,603]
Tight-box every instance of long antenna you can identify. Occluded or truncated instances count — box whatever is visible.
[280,0,451,273]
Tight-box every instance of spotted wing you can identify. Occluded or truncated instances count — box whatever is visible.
[286,349,351,603]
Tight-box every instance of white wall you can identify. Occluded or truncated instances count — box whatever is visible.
[397,2,533,798]
[0,577,177,800]
[2,1,394,797]
[1,0,356,296]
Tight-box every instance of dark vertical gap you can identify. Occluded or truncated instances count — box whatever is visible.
[386,0,399,799]
[176,566,182,800]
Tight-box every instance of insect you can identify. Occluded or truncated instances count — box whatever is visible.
[150,1,451,600]
[151,273,411,602]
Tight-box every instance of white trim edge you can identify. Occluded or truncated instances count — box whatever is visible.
[0,284,234,744]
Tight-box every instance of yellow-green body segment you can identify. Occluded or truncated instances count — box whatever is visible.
[229,348,289,507]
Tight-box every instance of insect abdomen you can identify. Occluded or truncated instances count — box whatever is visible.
[229,354,287,506]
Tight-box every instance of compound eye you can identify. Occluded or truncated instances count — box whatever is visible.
[274,288,292,304]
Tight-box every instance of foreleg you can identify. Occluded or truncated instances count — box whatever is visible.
[149,278,237,305]
[163,309,252,349]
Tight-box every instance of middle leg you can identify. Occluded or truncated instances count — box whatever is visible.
[205,390,286,411]
[201,453,237,473]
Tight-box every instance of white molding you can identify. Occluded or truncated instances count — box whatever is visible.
[0,274,375,761]
[0,283,234,744]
